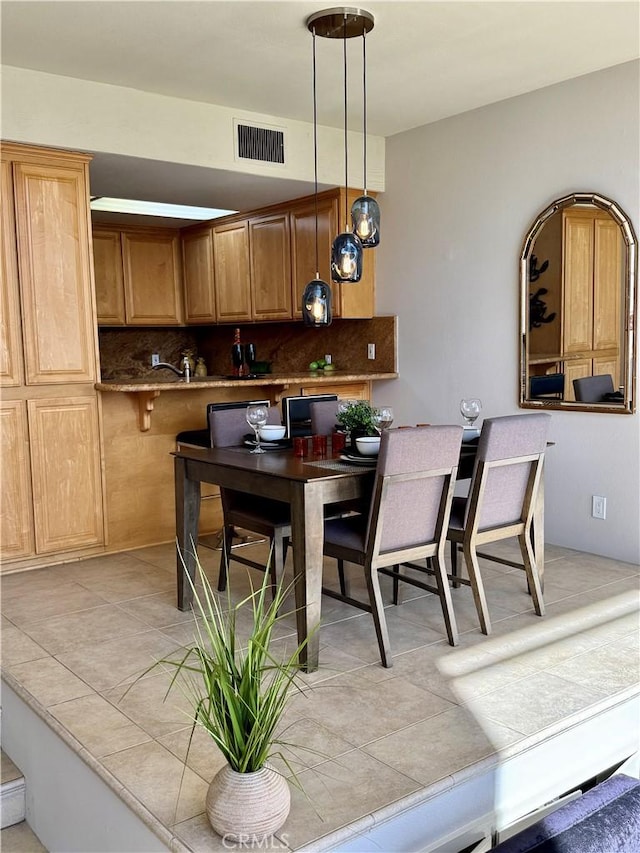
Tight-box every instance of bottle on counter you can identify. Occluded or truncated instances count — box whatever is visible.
[231,328,245,377]
[195,357,208,377]
[181,349,196,374]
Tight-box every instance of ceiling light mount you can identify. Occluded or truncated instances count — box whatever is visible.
[306,7,374,39]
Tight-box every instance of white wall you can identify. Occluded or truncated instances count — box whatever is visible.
[376,60,640,564]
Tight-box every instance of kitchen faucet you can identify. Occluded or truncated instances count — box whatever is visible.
[152,357,191,381]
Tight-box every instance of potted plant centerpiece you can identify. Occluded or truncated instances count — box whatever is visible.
[152,552,308,841]
[336,399,376,453]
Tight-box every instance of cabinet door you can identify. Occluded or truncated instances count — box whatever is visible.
[562,214,594,355]
[593,216,622,353]
[0,161,24,386]
[250,213,292,320]
[290,196,341,319]
[122,232,183,324]
[182,227,216,323]
[339,189,376,319]
[564,359,592,402]
[28,396,104,554]
[302,381,370,400]
[214,221,251,322]
[93,228,126,325]
[13,160,97,384]
[0,400,34,560]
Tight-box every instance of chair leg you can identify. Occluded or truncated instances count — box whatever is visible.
[463,541,492,635]
[364,565,393,668]
[269,532,293,607]
[218,524,234,592]
[451,541,461,588]
[392,565,401,605]
[432,550,459,646]
[337,559,350,596]
[519,532,545,617]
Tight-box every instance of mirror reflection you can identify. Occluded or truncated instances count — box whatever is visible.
[520,193,637,413]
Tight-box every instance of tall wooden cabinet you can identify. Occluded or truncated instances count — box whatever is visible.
[562,209,622,400]
[182,226,216,323]
[0,143,105,568]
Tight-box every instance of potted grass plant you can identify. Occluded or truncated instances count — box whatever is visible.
[153,551,308,841]
[336,399,376,452]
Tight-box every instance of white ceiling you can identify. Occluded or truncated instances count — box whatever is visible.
[2,1,639,219]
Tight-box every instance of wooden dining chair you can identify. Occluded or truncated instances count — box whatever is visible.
[447,413,551,634]
[209,403,291,599]
[572,374,614,402]
[321,425,463,667]
[309,399,339,435]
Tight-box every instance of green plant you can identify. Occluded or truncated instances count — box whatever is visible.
[336,400,376,434]
[152,553,308,774]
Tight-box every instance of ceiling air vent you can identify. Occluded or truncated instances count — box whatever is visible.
[235,121,285,165]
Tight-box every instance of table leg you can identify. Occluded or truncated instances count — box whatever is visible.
[174,456,201,611]
[290,480,324,673]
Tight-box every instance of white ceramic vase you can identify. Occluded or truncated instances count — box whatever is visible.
[206,764,290,841]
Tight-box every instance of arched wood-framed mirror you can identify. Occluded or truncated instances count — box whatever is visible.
[520,192,637,414]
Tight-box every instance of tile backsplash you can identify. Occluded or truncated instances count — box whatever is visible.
[98,316,397,380]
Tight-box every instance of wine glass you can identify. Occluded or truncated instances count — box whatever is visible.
[246,404,269,454]
[244,343,256,371]
[372,406,394,433]
[460,398,482,427]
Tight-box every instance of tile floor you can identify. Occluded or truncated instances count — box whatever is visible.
[1,541,639,852]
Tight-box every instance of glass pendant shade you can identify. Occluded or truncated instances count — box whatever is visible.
[351,195,380,247]
[302,278,332,326]
[331,231,363,283]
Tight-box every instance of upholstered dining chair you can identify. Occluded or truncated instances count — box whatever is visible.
[321,425,463,667]
[209,403,291,599]
[573,373,615,402]
[447,413,550,635]
[309,399,340,435]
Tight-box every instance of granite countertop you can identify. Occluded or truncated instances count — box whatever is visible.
[95,370,398,392]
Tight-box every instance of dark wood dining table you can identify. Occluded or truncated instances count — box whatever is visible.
[173,445,375,672]
[173,441,545,673]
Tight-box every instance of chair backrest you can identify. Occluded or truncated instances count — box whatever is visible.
[281,394,338,437]
[208,399,275,448]
[530,373,565,399]
[468,413,551,531]
[309,400,339,435]
[365,426,463,557]
[573,374,615,402]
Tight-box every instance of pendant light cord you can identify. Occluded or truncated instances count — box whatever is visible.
[362,28,367,196]
[312,27,320,279]
[343,14,349,229]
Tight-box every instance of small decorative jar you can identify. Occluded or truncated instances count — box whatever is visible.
[195,357,208,377]
[181,349,196,374]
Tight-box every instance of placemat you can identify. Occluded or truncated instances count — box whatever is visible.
[303,459,366,471]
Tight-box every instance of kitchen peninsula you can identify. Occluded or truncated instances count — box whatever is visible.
[96,369,397,431]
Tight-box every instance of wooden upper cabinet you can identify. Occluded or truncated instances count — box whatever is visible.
[182,226,216,324]
[338,189,375,319]
[214,220,251,322]
[249,212,292,320]
[0,160,24,386]
[12,158,97,385]
[93,228,126,325]
[290,195,341,319]
[122,231,183,324]
[27,396,104,554]
[0,400,34,560]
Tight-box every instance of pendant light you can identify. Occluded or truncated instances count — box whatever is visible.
[307,8,375,284]
[351,26,380,247]
[302,26,332,327]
